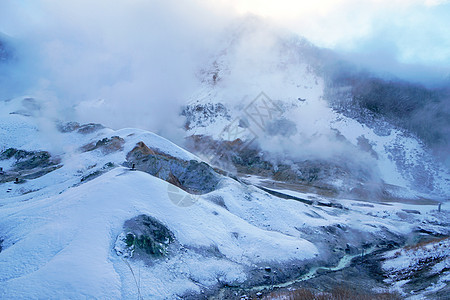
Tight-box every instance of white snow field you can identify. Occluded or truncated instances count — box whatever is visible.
[0,97,449,299]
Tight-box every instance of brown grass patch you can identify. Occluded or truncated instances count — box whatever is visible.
[263,286,401,300]
[404,236,449,251]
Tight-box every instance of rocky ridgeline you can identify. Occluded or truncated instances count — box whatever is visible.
[125,141,222,194]
[185,135,395,201]
[57,121,105,134]
[80,136,125,154]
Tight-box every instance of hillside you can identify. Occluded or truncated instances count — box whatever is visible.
[1,97,449,299]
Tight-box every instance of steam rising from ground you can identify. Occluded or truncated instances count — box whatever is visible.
[0,0,235,141]
[0,0,449,144]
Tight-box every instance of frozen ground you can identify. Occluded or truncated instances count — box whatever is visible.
[383,237,450,299]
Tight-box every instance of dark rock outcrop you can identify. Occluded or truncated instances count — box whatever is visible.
[126,141,222,194]
[185,135,388,200]
[81,136,125,154]
[0,148,62,183]
[79,162,116,183]
[115,215,175,259]
[56,122,104,134]
[77,123,105,134]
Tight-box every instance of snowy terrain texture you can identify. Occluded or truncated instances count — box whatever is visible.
[1,97,449,299]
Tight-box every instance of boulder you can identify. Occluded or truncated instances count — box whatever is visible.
[126,141,222,194]
[115,215,175,259]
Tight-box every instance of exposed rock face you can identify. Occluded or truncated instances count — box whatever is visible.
[79,162,116,183]
[57,122,105,134]
[57,121,81,133]
[0,148,62,183]
[81,136,125,154]
[77,123,105,134]
[126,141,222,194]
[182,102,230,130]
[115,215,175,259]
[185,135,386,200]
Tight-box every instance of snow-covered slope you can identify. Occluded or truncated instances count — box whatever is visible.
[0,168,315,298]
[383,237,450,299]
[1,97,449,299]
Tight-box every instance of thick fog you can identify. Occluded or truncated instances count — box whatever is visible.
[1,0,449,142]
[0,0,235,140]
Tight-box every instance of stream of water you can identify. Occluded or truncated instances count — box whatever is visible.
[248,246,378,292]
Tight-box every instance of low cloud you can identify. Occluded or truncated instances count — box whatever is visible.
[1,0,449,141]
[0,0,234,140]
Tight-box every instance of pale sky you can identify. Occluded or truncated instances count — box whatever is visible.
[1,0,449,66]
[1,1,449,101]
[0,0,449,137]
[226,0,450,66]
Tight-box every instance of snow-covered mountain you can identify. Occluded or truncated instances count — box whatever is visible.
[1,96,449,299]
[182,20,450,201]
[1,17,449,299]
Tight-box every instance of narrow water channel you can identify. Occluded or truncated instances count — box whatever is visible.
[250,246,377,292]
